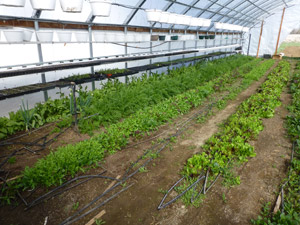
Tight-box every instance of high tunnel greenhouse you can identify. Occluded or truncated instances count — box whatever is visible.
[0,0,299,224]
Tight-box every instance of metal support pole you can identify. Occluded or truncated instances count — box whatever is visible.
[88,25,95,90]
[247,33,252,56]
[183,30,187,59]
[256,20,264,58]
[231,33,234,55]
[124,26,129,84]
[225,32,228,56]
[71,82,78,126]
[150,28,153,65]
[205,32,208,57]
[213,32,216,54]
[274,7,286,56]
[168,29,171,70]
[195,31,198,61]
[33,10,48,101]
[220,32,223,58]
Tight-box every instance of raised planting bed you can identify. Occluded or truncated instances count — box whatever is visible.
[252,61,300,225]
[0,52,232,102]
[167,60,290,207]
[0,55,263,198]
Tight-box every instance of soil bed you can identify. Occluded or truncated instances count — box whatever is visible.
[0,61,290,225]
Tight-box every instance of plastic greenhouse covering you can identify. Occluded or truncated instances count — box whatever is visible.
[1,1,300,225]
[0,0,300,115]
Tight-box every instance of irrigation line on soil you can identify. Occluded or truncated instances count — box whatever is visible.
[279,140,298,213]
[7,68,243,221]
[60,141,169,225]
[61,183,134,225]
[205,173,221,193]
[0,122,56,145]
[158,175,205,210]
[25,171,123,209]
[0,126,70,172]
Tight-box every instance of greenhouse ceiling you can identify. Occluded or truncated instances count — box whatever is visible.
[0,0,297,32]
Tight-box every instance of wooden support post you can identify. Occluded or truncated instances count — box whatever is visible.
[274,7,286,56]
[256,20,264,58]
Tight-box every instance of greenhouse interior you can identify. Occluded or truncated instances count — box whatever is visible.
[0,0,300,224]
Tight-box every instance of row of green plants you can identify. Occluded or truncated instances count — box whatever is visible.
[63,52,227,82]
[0,55,255,140]
[15,58,272,192]
[62,68,130,82]
[77,55,257,134]
[181,61,290,205]
[252,63,300,225]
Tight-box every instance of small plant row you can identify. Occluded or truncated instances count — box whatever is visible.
[61,68,130,82]
[78,55,257,134]
[16,59,273,191]
[183,61,290,194]
[0,55,254,140]
[251,64,300,225]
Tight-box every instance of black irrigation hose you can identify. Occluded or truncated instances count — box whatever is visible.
[25,171,120,209]
[0,148,21,170]
[0,122,56,145]
[47,74,238,223]
[279,140,298,213]
[61,183,134,225]
[60,140,169,225]
[205,173,221,193]
[59,180,123,225]
[0,125,70,171]
[158,175,205,210]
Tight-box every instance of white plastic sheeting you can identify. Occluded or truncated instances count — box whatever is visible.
[243,2,300,56]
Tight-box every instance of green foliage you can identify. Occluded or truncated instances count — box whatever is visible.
[17,56,259,191]
[8,157,16,164]
[252,63,300,225]
[19,99,35,131]
[72,202,79,210]
[94,219,106,225]
[96,68,128,75]
[183,61,289,193]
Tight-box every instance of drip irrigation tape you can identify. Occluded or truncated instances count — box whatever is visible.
[59,180,122,224]
[0,122,56,145]
[0,148,22,169]
[203,170,210,195]
[25,171,119,209]
[61,183,134,225]
[190,180,205,203]
[158,175,205,210]
[17,191,28,206]
[205,173,221,193]
[279,140,298,213]
[121,141,166,180]
[0,126,70,171]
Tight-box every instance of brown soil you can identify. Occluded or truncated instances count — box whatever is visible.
[283,46,300,57]
[0,61,292,225]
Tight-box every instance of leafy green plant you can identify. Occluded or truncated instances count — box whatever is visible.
[20,99,34,131]
[2,56,277,204]
[72,202,79,210]
[94,219,106,225]
[8,157,16,164]
[181,61,290,205]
